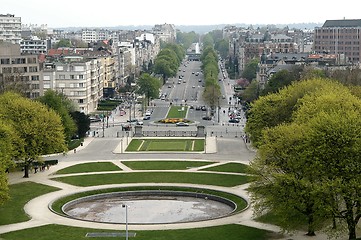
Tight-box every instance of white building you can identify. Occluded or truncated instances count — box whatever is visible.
[0,14,21,44]
[43,56,104,114]
[20,36,47,54]
[81,29,111,43]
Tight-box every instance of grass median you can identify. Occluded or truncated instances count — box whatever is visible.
[53,172,251,187]
[0,223,278,240]
[126,139,204,152]
[121,160,212,170]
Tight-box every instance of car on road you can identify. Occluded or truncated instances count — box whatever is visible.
[176,122,189,127]
[202,116,212,120]
[143,116,151,120]
[229,118,240,123]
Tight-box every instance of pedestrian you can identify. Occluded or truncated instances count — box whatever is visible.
[74,148,76,153]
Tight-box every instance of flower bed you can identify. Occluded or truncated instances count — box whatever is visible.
[158,118,191,124]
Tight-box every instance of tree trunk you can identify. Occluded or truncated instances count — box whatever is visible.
[347,222,356,240]
[306,214,316,236]
[345,198,357,240]
[23,164,29,178]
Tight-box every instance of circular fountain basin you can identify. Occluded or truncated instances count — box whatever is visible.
[62,191,236,224]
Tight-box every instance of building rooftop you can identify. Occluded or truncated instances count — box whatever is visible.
[322,19,361,28]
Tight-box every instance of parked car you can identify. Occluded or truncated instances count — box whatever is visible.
[202,116,212,120]
[229,118,240,123]
[176,122,189,127]
[143,115,151,120]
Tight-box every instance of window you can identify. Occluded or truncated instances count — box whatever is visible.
[2,67,12,73]
[79,83,84,87]
[0,58,10,64]
[70,75,75,79]
[79,99,84,104]
[79,75,84,79]
[59,75,65,79]
[31,75,39,81]
[29,66,38,72]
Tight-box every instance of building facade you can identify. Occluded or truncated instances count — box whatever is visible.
[20,36,47,54]
[43,56,104,114]
[0,42,43,98]
[0,14,21,44]
[314,19,361,63]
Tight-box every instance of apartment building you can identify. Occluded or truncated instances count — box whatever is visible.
[43,56,104,114]
[20,36,47,54]
[81,29,110,43]
[0,14,21,44]
[0,42,43,98]
[314,19,361,63]
[152,23,176,43]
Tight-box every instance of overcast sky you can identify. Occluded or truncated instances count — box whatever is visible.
[2,0,360,28]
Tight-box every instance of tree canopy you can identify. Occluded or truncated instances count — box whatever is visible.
[247,78,361,239]
[0,92,67,178]
[37,90,77,142]
[136,73,161,106]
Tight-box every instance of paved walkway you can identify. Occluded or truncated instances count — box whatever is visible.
[2,137,339,240]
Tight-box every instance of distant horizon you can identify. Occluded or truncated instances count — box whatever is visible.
[2,0,359,29]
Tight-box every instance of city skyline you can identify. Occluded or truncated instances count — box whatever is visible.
[2,0,361,28]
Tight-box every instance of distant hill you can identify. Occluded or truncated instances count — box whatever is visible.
[57,23,323,34]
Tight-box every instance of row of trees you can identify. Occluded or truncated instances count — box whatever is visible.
[201,45,221,110]
[246,78,361,239]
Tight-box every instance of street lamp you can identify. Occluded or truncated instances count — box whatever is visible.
[122,204,128,240]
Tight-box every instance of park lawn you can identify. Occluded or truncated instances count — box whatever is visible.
[167,106,188,118]
[203,162,252,173]
[0,224,277,240]
[0,182,59,225]
[126,139,204,152]
[121,160,213,170]
[55,162,121,174]
[53,172,251,187]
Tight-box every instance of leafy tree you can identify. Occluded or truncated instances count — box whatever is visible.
[214,38,229,60]
[249,122,332,236]
[70,111,90,138]
[54,39,72,48]
[245,78,345,147]
[0,92,67,178]
[176,31,198,50]
[136,73,161,106]
[37,90,77,142]
[240,80,260,103]
[0,121,15,205]
[241,58,259,81]
[153,47,181,84]
[248,80,361,239]
[202,84,221,110]
[261,67,301,95]
[202,34,214,48]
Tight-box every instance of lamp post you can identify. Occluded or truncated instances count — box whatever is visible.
[122,204,128,240]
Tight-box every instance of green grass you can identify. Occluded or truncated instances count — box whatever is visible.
[121,160,212,170]
[51,186,248,216]
[167,106,188,118]
[0,182,59,225]
[203,162,251,173]
[55,162,121,174]
[54,172,251,187]
[125,139,204,151]
[0,224,277,240]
